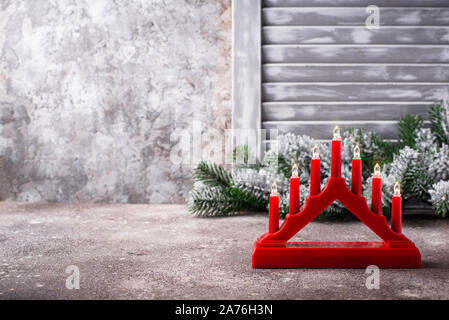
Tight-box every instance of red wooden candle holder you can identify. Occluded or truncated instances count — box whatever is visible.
[252,128,422,269]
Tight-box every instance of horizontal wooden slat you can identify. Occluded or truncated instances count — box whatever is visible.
[263,139,399,152]
[262,83,449,101]
[263,0,449,7]
[263,8,449,26]
[262,121,400,139]
[263,45,449,63]
[262,102,431,121]
[262,64,449,82]
[263,26,449,44]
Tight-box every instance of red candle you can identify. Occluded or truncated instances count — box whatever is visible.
[269,182,279,233]
[310,144,321,195]
[371,163,382,215]
[289,164,300,214]
[331,126,341,177]
[351,144,362,196]
[391,182,402,233]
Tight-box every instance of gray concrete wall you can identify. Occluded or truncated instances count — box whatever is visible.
[0,0,231,203]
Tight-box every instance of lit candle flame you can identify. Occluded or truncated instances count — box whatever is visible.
[312,144,320,159]
[394,181,401,196]
[292,163,299,177]
[271,181,278,196]
[353,144,360,158]
[333,126,341,140]
[374,163,381,177]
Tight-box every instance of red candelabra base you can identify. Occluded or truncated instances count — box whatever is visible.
[252,177,422,269]
[253,242,421,269]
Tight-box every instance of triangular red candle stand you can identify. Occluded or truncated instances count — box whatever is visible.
[252,160,422,269]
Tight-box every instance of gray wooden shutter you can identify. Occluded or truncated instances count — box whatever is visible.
[260,0,449,142]
[233,0,263,159]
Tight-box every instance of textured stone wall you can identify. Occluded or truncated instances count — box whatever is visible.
[0,0,231,203]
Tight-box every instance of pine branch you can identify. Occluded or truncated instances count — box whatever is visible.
[229,187,267,212]
[192,161,233,188]
[371,132,395,163]
[187,113,449,219]
[398,114,423,149]
[188,186,245,217]
[429,100,449,146]
[342,128,394,174]
[187,185,267,217]
[189,162,268,217]
[271,155,292,178]
[402,158,433,202]
[388,146,433,203]
[429,181,449,218]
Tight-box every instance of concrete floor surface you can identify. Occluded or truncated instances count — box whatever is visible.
[0,202,448,299]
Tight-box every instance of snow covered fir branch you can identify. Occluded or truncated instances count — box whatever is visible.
[187,100,449,219]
